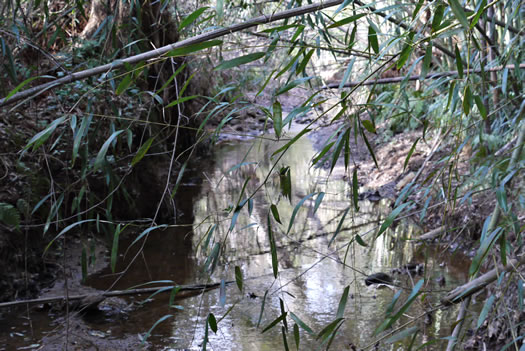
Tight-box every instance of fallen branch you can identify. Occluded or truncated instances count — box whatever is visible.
[415,225,446,241]
[0,0,345,107]
[0,281,232,309]
[322,63,525,89]
[441,255,525,306]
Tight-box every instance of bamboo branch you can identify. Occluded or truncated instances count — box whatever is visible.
[322,63,525,89]
[441,255,525,306]
[0,281,231,309]
[0,0,345,107]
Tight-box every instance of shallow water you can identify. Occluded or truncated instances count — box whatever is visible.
[0,132,473,350]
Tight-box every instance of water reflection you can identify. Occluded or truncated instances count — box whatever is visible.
[0,132,472,350]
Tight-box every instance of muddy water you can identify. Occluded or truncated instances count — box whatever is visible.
[1,133,472,350]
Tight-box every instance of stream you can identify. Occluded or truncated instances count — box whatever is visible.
[0,131,474,350]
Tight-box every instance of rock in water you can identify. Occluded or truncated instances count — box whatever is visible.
[365,273,393,286]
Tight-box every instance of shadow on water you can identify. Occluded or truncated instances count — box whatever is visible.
[0,132,475,350]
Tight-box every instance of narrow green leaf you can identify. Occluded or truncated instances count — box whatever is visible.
[141,315,173,346]
[397,44,413,69]
[270,204,282,224]
[328,207,350,247]
[338,57,356,90]
[496,185,508,213]
[93,130,124,172]
[463,86,473,115]
[455,45,464,78]
[289,312,314,334]
[375,280,424,335]
[296,49,315,74]
[432,4,445,32]
[272,128,311,156]
[361,130,379,168]
[272,100,283,138]
[131,137,155,166]
[287,193,316,235]
[352,169,359,211]
[404,138,420,171]
[469,228,502,277]
[257,290,269,327]
[317,318,344,341]
[165,95,199,108]
[179,7,209,31]
[235,266,243,292]
[116,74,132,95]
[420,44,433,80]
[260,23,302,33]
[328,13,366,29]
[276,77,314,95]
[470,0,486,29]
[166,40,222,57]
[361,120,376,133]
[313,192,325,214]
[412,0,425,20]
[355,234,367,246]
[448,0,470,31]
[376,203,410,238]
[262,313,287,333]
[43,219,97,255]
[208,313,218,333]
[368,25,379,54]
[294,324,300,350]
[215,52,265,70]
[26,117,66,151]
[6,75,54,101]
[336,286,350,318]
[110,224,121,273]
[474,95,487,119]
[268,213,279,278]
[385,326,419,344]
[477,295,495,328]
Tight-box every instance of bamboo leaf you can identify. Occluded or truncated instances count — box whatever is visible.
[404,138,420,171]
[376,203,410,238]
[328,13,366,29]
[110,224,121,273]
[215,52,265,70]
[141,315,173,345]
[328,207,349,247]
[477,295,495,328]
[270,204,282,224]
[25,117,66,151]
[272,100,283,138]
[289,312,314,334]
[432,4,445,32]
[448,0,470,31]
[272,128,311,156]
[166,40,222,57]
[313,192,325,214]
[235,266,243,292]
[208,313,218,333]
[336,286,350,318]
[131,137,155,166]
[352,169,359,211]
[179,7,209,31]
[276,77,314,95]
[262,313,287,334]
[5,75,54,101]
[368,25,379,54]
[287,193,316,235]
[268,213,279,278]
[116,74,132,95]
[93,130,124,172]
[455,45,464,79]
[420,44,433,80]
